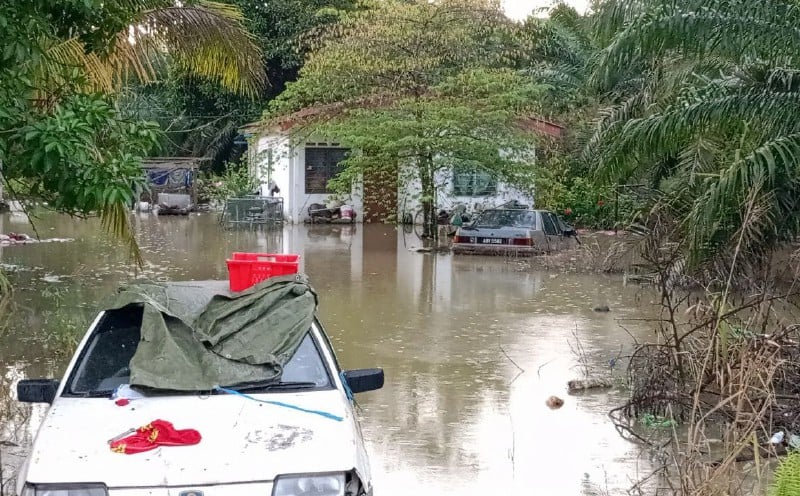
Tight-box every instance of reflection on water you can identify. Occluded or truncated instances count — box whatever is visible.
[0,213,663,495]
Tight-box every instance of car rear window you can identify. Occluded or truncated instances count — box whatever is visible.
[475,210,537,228]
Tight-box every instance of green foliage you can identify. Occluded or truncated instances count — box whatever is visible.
[235,0,354,83]
[125,0,355,169]
[772,451,800,496]
[318,67,544,189]
[271,0,521,113]
[197,157,258,203]
[516,3,642,230]
[588,0,800,270]
[533,148,640,229]
[122,74,261,170]
[519,3,596,113]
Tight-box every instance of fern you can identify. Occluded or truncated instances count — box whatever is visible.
[772,451,800,496]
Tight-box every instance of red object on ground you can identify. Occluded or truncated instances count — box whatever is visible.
[110,420,201,454]
[115,398,130,406]
[226,252,300,292]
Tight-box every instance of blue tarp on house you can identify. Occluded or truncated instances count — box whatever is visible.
[146,167,194,188]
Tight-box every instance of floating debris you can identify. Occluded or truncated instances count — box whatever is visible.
[567,377,614,393]
[641,413,677,429]
[0,233,74,246]
[546,395,564,409]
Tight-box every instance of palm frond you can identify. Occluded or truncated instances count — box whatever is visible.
[100,200,143,267]
[526,62,583,88]
[591,0,656,45]
[203,119,239,163]
[597,1,800,77]
[681,132,800,266]
[41,38,115,92]
[110,1,266,96]
[676,136,723,186]
[591,0,800,271]
[596,88,800,178]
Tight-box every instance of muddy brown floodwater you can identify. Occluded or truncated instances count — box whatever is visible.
[0,212,666,495]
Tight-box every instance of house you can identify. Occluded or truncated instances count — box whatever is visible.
[240,114,564,224]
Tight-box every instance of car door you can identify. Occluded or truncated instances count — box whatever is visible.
[539,211,561,252]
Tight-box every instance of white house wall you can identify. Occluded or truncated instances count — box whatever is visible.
[254,135,290,199]
[252,131,532,223]
[254,134,364,223]
[397,165,535,221]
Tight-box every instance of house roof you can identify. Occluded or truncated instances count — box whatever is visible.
[515,117,565,139]
[241,102,565,139]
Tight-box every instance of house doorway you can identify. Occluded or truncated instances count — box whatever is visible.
[363,165,398,223]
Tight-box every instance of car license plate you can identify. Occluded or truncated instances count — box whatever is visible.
[479,238,504,244]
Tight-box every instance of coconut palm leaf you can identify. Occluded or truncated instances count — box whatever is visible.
[32,1,265,97]
[100,200,144,267]
[108,1,266,96]
[41,38,116,92]
[596,0,800,62]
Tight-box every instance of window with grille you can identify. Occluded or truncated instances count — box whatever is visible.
[304,147,348,194]
[452,167,497,196]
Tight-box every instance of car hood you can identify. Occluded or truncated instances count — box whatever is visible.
[24,391,357,488]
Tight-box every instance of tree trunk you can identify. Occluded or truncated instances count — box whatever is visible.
[420,154,436,241]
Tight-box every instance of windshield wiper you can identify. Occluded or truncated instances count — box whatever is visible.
[219,381,319,393]
[77,390,115,398]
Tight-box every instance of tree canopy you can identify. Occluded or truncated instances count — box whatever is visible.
[268,0,545,234]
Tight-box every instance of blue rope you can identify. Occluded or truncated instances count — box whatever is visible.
[213,386,343,422]
[339,372,354,402]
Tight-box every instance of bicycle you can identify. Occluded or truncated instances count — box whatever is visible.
[407,200,473,239]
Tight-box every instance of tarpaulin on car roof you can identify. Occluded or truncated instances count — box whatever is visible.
[105,275,318,391]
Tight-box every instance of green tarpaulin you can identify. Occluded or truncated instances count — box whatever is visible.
[106,275,318,391]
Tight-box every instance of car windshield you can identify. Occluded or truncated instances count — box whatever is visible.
[66,306,332,396]
[475,209,537,228]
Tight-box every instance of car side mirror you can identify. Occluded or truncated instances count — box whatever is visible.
[343,368,384,394]
[17,379,59,403]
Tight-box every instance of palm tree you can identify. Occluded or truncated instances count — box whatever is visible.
[588,0,800,272]
[520,3,596,112]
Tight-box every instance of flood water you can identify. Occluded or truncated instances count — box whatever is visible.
[0,212,665,495]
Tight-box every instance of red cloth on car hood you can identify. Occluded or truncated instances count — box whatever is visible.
[110,419,201,454]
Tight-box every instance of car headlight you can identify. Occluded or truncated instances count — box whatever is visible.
[272,473,345,496]
[21,483,108,496]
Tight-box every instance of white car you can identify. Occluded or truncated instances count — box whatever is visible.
[15,281,383,496]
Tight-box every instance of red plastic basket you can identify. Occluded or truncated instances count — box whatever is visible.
[226,252,300,292]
